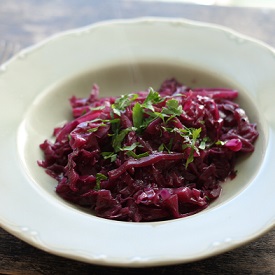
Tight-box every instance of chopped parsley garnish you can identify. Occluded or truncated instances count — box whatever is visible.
[132,102,143,128]
[170,127,203,168]
[162,99,183,116]
[120,142,140,151]
[126,150,150,159]
[112,93,138,116]
[142,87,163,110]
[95,173,108,190]
[215,140,226,146]
[86,89,211,168]
[101,151,117,162]
[120,142,150,159]
[111,127,137,153]
[89,105,106,111]
[87,123,106,133]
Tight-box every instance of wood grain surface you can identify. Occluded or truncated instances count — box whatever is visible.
[0,1,274,274]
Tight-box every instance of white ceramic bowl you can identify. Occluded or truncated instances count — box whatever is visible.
[0,17,274,267]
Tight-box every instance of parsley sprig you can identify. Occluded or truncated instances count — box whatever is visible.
[112,93,138,116]
[165,126,204,168]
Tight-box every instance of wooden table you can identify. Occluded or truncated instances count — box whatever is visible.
[1,1,274,274]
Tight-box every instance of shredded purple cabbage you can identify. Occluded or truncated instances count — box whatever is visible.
[38,78,258,222]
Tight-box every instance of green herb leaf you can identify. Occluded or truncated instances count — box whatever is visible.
[87,123,106,133]
[215,140,226,146]
[199,137,210,150]
[87,118,104,123]
[192,127,202,141]
[199,140,206,150]
[171,127,203,168]
[126,151,150,159]
[101,152,117,162]
[132,102,143,128]
[161,126,173,133]
[181,143,190,150]
[143,88,163,109]
[185,147,195,168]
[112,128,129,152]
[120,142,149,159]
[112,94,138,116]
[150,111,168,122]
[89,105,106,111]
[120,142,140,151]
[110,118,120,135]
[95,173,108,190]
[106,118,121,124]
[167,138,174,152]
[112,127,137,153]
[162,99,183,116]
[158,143,165,152]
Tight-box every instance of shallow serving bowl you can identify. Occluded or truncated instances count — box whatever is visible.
[0,17,274,267]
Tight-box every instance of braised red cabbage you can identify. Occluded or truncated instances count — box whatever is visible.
[38,78,258,222]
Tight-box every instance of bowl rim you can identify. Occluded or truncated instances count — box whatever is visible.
[0,17,275,267]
